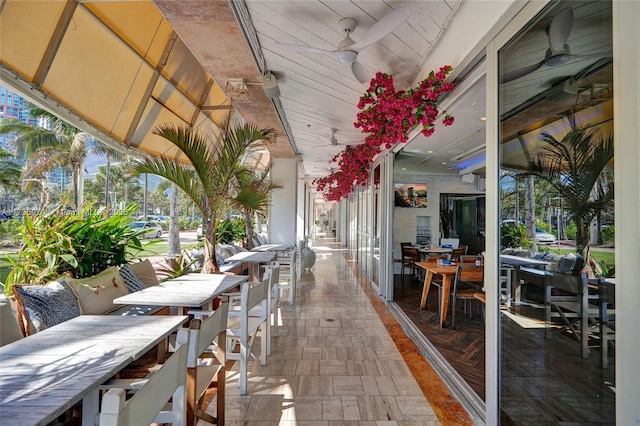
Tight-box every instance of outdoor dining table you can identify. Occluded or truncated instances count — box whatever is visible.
[225,251,277,281]
[416,246,453,256]
[499,255,552,305]
[417,261,484,328]
[0,314,188,426]
[250,243,294,252]
[113,273,248,315]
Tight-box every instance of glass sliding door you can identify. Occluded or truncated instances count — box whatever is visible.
[497,1,615,423]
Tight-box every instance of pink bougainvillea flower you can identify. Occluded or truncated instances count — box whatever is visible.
[317,65,455,201]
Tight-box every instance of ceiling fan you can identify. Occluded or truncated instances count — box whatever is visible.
[315,129,365,147]
[276,5,411,84]
[316,129,347,147]
[501,7,610,84]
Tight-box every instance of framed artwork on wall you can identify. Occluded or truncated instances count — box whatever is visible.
[394,183,427,207]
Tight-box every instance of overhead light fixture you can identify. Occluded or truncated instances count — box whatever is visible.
[450,144,486,162]
[225,78,250,101]
[295,153,303,162]
[337,50,358,63]
[479,116,487,121]
[262,71,281,99]
[461,173,476,184]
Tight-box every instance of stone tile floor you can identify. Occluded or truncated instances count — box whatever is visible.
[198,238,471,425]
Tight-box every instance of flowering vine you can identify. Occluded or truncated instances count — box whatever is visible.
[314,65,456,202]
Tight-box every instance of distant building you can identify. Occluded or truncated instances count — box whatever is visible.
[0,85,70,189]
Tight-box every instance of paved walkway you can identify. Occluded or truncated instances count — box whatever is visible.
[201,237,473,425]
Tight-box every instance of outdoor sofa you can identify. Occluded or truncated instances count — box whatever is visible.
[10,259,167,337]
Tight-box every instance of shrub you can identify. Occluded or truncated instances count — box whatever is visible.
[215,217,247,244]
[602,225,615,243]
[501,222,532,249]
[565,220,577,240]
[3,205,144,295]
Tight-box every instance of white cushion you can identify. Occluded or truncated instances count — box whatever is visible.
[127,259,159,287]
[68,267,129,315]
[0,294,23,345]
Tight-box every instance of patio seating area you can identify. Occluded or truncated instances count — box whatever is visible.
[392,266,616,424]
[1,237,469,425]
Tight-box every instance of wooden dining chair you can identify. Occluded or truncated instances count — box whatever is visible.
[450,247,466,262]
[277,248,296,304]
[99,339,189,426]
[400,246,422,286]
[393,243,413,282]
[263,263,281,355]
[449,264,484,329]
[225,276,269,395]
[181,303,228,425]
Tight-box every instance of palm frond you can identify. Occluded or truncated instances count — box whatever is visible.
[129,157,204,215]
[151,123,214,189]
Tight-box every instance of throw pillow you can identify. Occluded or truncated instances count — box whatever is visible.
[1,294,24,345]
[557,253,577,274]
[216,253,226,266]
[67,267,129,315]
[13,279,80,332]
[127,259,159,287]
[118,264,148,293]
[231,243,248,253]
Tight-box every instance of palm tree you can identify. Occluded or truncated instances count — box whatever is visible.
[0,148,21,192]
[128,122,275,273]
[0,148,22,211]
[235,170,281,249]
[527,123,614,253]
[0,107,121,212]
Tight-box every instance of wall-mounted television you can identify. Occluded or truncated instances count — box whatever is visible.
[394,183,427,208]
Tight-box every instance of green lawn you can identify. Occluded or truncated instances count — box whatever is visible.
[0,239,201,286]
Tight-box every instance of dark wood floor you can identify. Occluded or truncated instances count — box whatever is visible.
[393,274,616,424]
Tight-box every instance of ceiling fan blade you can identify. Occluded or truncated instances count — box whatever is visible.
[275,42,336,55]
[501,59,545,83]
[572,51,612,59]
[548,7,573,52]
[349,5,411,51]
[351,61,370,84]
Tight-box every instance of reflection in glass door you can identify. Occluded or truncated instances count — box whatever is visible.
[497,1,614,423]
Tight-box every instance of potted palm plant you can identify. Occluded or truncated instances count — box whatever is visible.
[527,121,614,255]
[129,122,275,273]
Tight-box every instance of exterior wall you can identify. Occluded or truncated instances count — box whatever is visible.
[613,1,640,422]
[392,173,483,263]
[268,158,297,245]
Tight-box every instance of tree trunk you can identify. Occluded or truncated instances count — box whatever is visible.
[202,221,220,274]
[77,160,85,211]
[575,216,589,256]
[72,168,80,212]
[167,183,181,259]
[525,176,536,249]
[244,210,255,249]
[104,153,111,208]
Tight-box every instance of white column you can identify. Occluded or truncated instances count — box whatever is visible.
[613,1,640,422]
[296,177,305,243]
[269,158,298,244]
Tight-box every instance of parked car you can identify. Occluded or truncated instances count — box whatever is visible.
[500,220,557,245]
[129,221,163,239]
[534,227,558,244]
[136,215,167,223]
